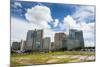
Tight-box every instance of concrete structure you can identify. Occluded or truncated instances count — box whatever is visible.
[50,42,55,51]
[69,29,84,48]
[11,29,85,53]
[25,30,34,51]
[20,40,26,52]
[11,42,20,51]
[62,38,67,50]
[33,29,43,51]
[66,39,80,50]
[26,29,43,51]
[43,37,51,52]
[54,33,67,50]
[61,29,84,50]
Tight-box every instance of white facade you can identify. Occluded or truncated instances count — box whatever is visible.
[43,37,51,51]
[20,40,26,52]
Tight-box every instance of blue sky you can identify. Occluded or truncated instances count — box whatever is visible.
[11,1,95,47]
[11,1,76,20]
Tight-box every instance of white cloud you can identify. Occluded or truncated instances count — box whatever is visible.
[11,17,32,42]
[43,29,55,42]
[11,17,55,42]
[25,5,53,29]
[63,15,95,47]
[11,4,95,47]
[53,19,59,27]
[15,2,22,7]
[72,6,95,22]
[63,15,81,31]
[11,5,56,43]
[58,22,66,31]
[64,15,76,29]
[12,2,22,8]
[25,5,56,42]
[71,6,95,47]
[63,5,95,46]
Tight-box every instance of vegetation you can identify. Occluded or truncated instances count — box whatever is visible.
[11,51,95,67]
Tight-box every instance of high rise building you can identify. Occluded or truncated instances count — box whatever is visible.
[11,42,20,51]
[26,29,43,51]
[50,42,55,51]
[34,29,43,51]
[62,38,68,50]
[25,30,34,51]
[69,29,84,48]
[43,37,51,52]
[20,40,26,52]
[62,29,84,50]
[66,39,80,50]
[54,33,67,50]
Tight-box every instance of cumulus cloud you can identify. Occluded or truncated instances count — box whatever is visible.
[12,2,22,8]
[58,22,66,31]
[72,6,95,47]
[11,17,34,42]
[25,5,53,29]
[63,15,95,47]
[11,17,55,42]
[64,15,78,29]
[25,5,57,42]
[72,6,95,23]
[63,5,95,47]
[44,29,55,42]
[11,5,57,43]
[53,19,59,27]
[50,19,66,32]
[11,4,95,47]
[15,2,22,7]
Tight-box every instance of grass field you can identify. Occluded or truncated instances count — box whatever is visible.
[11,51,95,67]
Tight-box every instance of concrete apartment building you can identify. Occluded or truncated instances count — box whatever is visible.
[69,29,84,49]
[63,39,80,50]
[20,40,26,52]
[11,42,20,51]
[11,40,26,52]
[25,29,43,51]
[11,29,85,53]
[25,30,34,51]
[60,29,84,51]
[62,29,84,50]
[50,42,55,51]
[54,33,67,50]
[43,37,51,52]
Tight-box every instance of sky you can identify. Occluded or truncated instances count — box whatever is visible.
[11,0,95,47]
